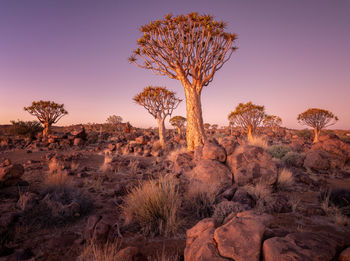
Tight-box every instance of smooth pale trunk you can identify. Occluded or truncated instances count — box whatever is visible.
[184,86,206,151]
[157,117,166,148]
[313,128,320,143]
[247,126,253,141]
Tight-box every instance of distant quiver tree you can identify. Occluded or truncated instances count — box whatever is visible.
[24,100,68,138]
[297,108,338,143]
[133,86,182,148]
[263,115,282,133]
[169,116,186,135]
[228,102,265,140]
[129,12,237,151]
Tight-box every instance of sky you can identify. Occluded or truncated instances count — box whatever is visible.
[0,0,349,129]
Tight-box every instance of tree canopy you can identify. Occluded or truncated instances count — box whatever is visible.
[297,108,338,130]
[24,100,68,125]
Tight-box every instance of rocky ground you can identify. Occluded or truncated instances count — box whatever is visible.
[0,125,350,261]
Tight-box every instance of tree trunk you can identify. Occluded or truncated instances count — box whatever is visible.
[313,128,320,143]
[157,117,166,148]
[43,122,50,138]
[177,127,181,135]
[247,126,253,141]
[184,86,206,151]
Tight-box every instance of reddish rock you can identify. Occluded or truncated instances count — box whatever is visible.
[202,139,227,163]
[115,246,146,261]
[339,247,350,261]
[227,145,277,186]
[0,164,24,186]
[303,150,330,171]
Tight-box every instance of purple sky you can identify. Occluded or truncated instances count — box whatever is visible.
[1,0,349,129]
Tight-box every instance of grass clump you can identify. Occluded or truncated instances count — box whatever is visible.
[268,144,291,159]
[321,190,349,226]
[276,168,294,190]
[247,135,268,149]
[123,176,181,236]
[79,240,121,261]
[244,182,273,213]
[281,151,305,168]
[9,120,42,138]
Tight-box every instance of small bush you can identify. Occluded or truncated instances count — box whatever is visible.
[122,176,181,236]
[276,168,294,190]
[268,144,291,159]
[295,129,312,139]
[185,182,217,219]
[46,158,69,189]
[9,120,42,138]
[281,151,305,167]
[244,182,273,213]
[321,190,349,226]
[247,135,268,149]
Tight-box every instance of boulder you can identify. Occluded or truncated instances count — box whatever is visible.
[174,152,195,173]
[219,138,239,156]
[202,139,227,162]
[263,231,349,261]
[115,246,146,261]
[0,164,25,186]
[339,247,350,261]
[186,159,233,192]
[303,150,330,171]
[184,218,227,261]
[227,145,277,186]
[70,126,87,140]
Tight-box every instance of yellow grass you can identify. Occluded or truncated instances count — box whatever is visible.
[247,135,268,149]
[79,240,121,261]
[277,168,294,190]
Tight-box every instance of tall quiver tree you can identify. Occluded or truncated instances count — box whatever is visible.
[169,116,186,135]
[133,86,182,148]
[263,115,282,133]
[297,108,338,143]
[24,100,68,138]
[129,12,237,151]
[228,102,265,141]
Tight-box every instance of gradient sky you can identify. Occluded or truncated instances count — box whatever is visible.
[1,0,349,129]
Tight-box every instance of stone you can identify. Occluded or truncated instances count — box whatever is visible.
[263,232,348,261]
[17,192,38,211]
[227,145,277,186]
[187,159,233,192]
[303,150,330,171]
[202,139,227,163]
[0,164,25,186]
[339,247,350,261]
[73,138,84,146]
[214,212,267,261]
[184,218,227,261]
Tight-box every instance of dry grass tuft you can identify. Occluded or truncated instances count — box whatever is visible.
[276,168,294,190]
[289,193,302,213]
[100,150,113,172]
[247,135,268,149]
[150,248,180,261]
[166,146,187,163]
[321,190,349,226]
[245,181,273,213]
[185,182,217,218]
[45,158,69,188]
[123,176,181,236]
[79,240,121,261]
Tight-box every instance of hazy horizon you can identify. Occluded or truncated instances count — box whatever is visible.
[1,0,349,129]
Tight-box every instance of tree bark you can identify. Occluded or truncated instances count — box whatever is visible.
[247,126,253,141]
[43,122,50,138]
[313,128,320,143]
[157,117,166,148]
[184,86,206,151]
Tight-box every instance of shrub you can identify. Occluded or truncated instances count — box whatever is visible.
[276,168,294,190]
[122,176,181,236]
[281,152,305,167]
[268,144,291,159]
[79,240,121,261]
[321,189,349,226]
[295,129,312,139]
[185,182,217,219]
[8,120,42,138]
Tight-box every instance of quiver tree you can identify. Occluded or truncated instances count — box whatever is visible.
[133,86,182,147]
[228,102,265,140]
[169,116,186,135]
[263,115,282,133]
[24,100,68,138]
[129,12,237,151]
[297,108,338,143]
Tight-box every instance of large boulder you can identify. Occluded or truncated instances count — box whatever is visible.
[263,231,349,261]
[303,149,330,171]
[202,139,227,163]
[184,218,227,261]
[186,159,233,192]
[227,145,277,186]
[0,164,25,186]
[184,211,271,261]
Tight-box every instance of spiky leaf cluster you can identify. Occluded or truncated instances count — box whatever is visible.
[129,12,237,88]
[263,115,282,128]
[297,108,338,130]
[228,102,265,131]
[133,86,182,119]
[24,100,68,125]
[169,116,186,128]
